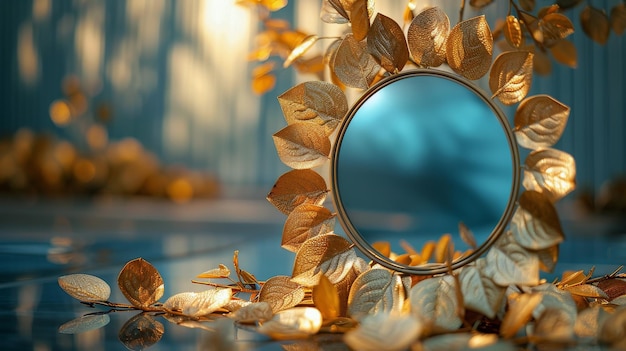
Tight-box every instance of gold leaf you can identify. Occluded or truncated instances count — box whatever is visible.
[459,222,477,250]
[514,94,571,149]
[344,312,422,351]
[334,264,361,317]
[163,291,198,312]
[410,275,462,330]
[284,35,319,68]
[292,234,355,287]
[282,204,335,252]
[372,241,391,257]
[532,308,574,343]
[332,34,382,90]
[313,274,340,320]
[511,190,564,250]
[118,313,164,350]
[611,4,626,35]
[434,233,453,263]
[197,264,231,279]
[523,148,576,202]
[58,274,111,302]
[559,269,587,287]
[230,301,274,323]
[273,123,331,169]
[581,5,610,45]
[484,231,539,286]
[259,275,305,313]
[599,307,626,349]
[489,51,534,105]
[566,284,609,299]
[251,62,276,94]
[406,7,450,67]
[446,15,493,80]
[518,11,543,44]
[58,314,110,334]
[503,15,524,48]
[321,0,349,24]
[459,263,505,319]
[267,169,328,215]
[346,0,370,41]
[532,283,578,323]
[182,288,232,317]
[367,13,409,73]
[117,258,164,308]
[575,305,611,338]
[499,293,542,339]
[347,269,405,320]
[257,307,323,340]
[277,81,348,136]
[550,39,577,68]
[539,13,575,47]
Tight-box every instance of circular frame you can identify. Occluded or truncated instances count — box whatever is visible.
[331,69,521,275]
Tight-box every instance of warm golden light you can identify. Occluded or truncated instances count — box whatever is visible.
[49,100,72,126]
[73,159,96,183]
[167,177,193,204]
[86,124,108,151]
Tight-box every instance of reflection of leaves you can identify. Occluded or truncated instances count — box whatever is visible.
[489,51,533,105]
[523,148,576,202]
[410,275,462,331]
[58,314,111,334]
[259,275,305,313]
[332,34,381,89]
[344,312,422,351]
[267,169,328,215]
[367,13,408,73]
[514,95,570,150]
[407,7,449,68]
[292,234,355,287]
[282,204,335,252]
[257,307,323,340]
[58,274,111,302]
[118,313,164,351]
[118,258,164,308]
[347,269,404,320]
[511,190,564,250]
[273,123,331,169]
[446,15,493,80]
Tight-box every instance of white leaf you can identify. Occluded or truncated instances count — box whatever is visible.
[459,263,506,319]
[257,307,322,340]
[344,312,422,351]
[484,231,539,286]
[230,301,274,323]
[410,275,462,330]
[182,288,232,317]
[58,274,111,302]
[347,269,405,320]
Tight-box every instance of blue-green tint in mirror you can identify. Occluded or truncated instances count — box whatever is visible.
[331,70,520,274]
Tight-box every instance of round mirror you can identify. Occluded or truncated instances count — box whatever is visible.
[331,69,520,274]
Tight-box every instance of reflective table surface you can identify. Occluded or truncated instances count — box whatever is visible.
[0,197,624,350]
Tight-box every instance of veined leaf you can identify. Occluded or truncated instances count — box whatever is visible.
[277,81,348,136]
[284,35,319,68]
[257,307,322,340]
[459,263,505,319]
[500,293,542,339]
[346,0,370,41]
[581,6,610,45]
[291,234,354,287]
[344,312,422,351]
[182,288,232,317]
[313,274,340,320]
[118,313,164,350]
[410,275,462,330]
[58,274,111,302]
[282,204,335,252]
[523,148,576,202]
[58,314,110,334]
[230,301,274,323]
[511,190,564,250]
[267,169,328,215]
[484,231,539,286]
[197,264,231,279]
[407,7,449,68]
[503,16,524,48]
[446,15,493,80]
[117,258,164,308]
[333,34,381,89]
[259,275,305,313]
[489,51,533,105]
[273,123,331,169]
[611,4,626,35]
[367,13,408,73]
[514,94,570,149]
[347,269,404,320]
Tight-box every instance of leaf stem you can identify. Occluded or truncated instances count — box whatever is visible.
[459,0,466,23]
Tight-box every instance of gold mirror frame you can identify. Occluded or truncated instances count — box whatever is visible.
[331,68,521,275]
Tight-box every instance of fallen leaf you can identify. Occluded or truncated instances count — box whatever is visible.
[230,301,274,323]
[182,288,232,317]
[58,274,111,302]
[500,293,542,339]
[117,258,164,308]
[459,263,506,319]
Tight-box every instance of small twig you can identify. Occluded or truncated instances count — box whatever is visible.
[586,265,625,284]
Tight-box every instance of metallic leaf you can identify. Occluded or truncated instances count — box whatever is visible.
[367,13,409,73]
[291,234,354,287]
[499,293,542,339]
[58,314,111,334]
[406,7,449,67]
[230,301,274,323]
[484,231,539,287]
[197,264,231,279]
[511,190,565,250]
[257,307,323,340]
[182,288,232,317]
[163,291,198,312]
[581,6,610,45]
[566,284,609,299]
[334,264,361,317]
[612,4,626,35]
[523,148,576,202]
[321,0,349,24]
[259,275,305,313]
[446,15,493,80]
[539,13,575,48]
[117,258,164,308]
[118,313,164,351]
[333,34,382,90]
[519,11,544,44]
[273,123,331,169]
[277,81,348,136]
[312,274,340,320]
[550,39,577,68]
[410,275,462,330]
[503,15,524,48]
[459,263,505,319]
[282,204,335,252]
[489,51,534,105]
[267,169,328,215]
[346,0,370,41]
[344,312,422,351]
[284,35,319,68]
[58,274,111,302]
[514,94,570,149]
[347,269,405,321]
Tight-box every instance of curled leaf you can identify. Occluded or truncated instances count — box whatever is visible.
[58,314,111,334]
[273,122,331,169]
[514,95,571,149]
[407,7,449,68]
[523,148,576,202]
[503,15,524,48]
[446,15,493,80]
[291,234,355,287]
[118,313,164,351]
[58,274,111,302]
[410,275,462,330]
[511,190,564,250]
[257,307,323,340]
[333,34,382,89]
[259,275,305,313]
[489,51,534,105]
[282,204,335,252]
[347,269,404,320]
[182,288,232,317]
[367,13,409,73]
[532,283,578,325]
[163,291,198,312]
[117,258,164,308]
[267,169,328,215]
[197,264,231,279]
[344,312,422,351]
